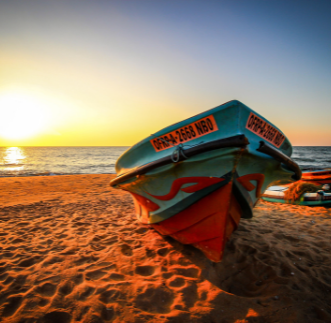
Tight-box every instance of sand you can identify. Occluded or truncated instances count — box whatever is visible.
[0,174,330,323]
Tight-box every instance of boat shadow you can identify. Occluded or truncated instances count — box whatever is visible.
[155,213,331,323]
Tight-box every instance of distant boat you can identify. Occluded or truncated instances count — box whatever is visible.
[110,100,300,262]
[262,169,331,206]
[300,168,331,185]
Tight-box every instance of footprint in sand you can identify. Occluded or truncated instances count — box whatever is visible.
[35,282,57,297]
[9,275,27,292]
[43,256,64,266]
[75,256,99,266]
[99,289,124,304]
[104,236,118,245]
[1,296,23,317]
[78,286,95,301]
[135,266,155,276]
[162,272,174,279]
[2,251,14,259]
[120,244,133,256]
[58,280,75,296]
[86,269,107,280]
[134,227,149,234]
[101,305,115,321]
[109,273,125,281]
[56,233,68,239]
[157,247,170,257]
[60,248,77,255]
[134,285,174,314]
[3,276,14,285]
[0,273,9,282]
[90,244,106,251]
[180,282,198,309]
[172,266,199,278]
[168,277,185,288]
[74,306,90,322]
[73,273,84,285]
[11,238,24,244]
[18,257,40,268]
[41,311,72,323]
[38,298,50,307]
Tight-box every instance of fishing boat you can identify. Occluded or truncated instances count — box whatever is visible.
[110,100,301,262]
[300,168,331,185]
[262,184,331,206]
[262,168,331,206]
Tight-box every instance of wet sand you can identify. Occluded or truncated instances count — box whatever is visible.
[0,174,330,323]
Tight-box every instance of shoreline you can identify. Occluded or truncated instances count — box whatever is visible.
[0,174,330,322]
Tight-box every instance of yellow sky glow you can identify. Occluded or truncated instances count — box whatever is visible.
[0,1,330,147]
[0,91,52,140]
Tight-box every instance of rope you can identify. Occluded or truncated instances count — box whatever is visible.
[171,144,188,162]
[150,133,202,163]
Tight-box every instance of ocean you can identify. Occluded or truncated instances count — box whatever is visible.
[0,146,129,177]
[0,146,330,177]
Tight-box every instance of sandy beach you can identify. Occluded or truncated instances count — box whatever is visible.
[0,174,330,323]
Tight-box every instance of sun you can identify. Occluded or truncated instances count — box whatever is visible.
[0,91,50,140]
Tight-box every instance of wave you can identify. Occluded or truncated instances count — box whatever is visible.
[0,171,116,178]
[0,163,25,167]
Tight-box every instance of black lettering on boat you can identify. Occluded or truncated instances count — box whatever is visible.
[176,130,183,142]
[157,138,163,148]
[169,133,177,144]
[195,122,204,135]
[163,136,170,147]
[206,118,214,130]
[161,138,168,148]
[253,117,260,132]
[153,140,160,150]
[271,129,277,141]
[189,125,196,137]
[150,114,218,152]
[259,121,267,135]
[246,112,285,148]
[263,125,271,139]
[247,114,255,128]
[201,120,209,133]
[273,132,285,146]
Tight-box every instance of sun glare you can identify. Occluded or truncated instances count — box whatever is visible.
[0,91,51,140]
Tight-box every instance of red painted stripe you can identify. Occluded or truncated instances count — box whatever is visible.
[236,173,265,198]
[147,176,224,201]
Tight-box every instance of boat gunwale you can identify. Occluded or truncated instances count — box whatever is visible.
[257,141,302,180]
[110,134,249,187]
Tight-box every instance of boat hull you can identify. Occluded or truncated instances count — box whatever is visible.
[262,182,331,206]
[300,168,331,185]
[111,100,299,262]
[151,182,245,262]
[262,169,331,206]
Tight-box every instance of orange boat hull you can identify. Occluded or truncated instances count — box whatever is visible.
[150,182,243,262]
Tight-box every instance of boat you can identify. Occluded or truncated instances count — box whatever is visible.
[110,100,301,262]
[262,168,331,206]
[300,168,331,185]
[262,183,331,206]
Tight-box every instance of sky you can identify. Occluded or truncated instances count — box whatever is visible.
[0,0,330,146]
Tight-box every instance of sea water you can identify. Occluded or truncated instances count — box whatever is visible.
[0,146,330,177]
[0,146,129,177]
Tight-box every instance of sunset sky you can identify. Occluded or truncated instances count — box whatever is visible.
[0,0,330,146]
